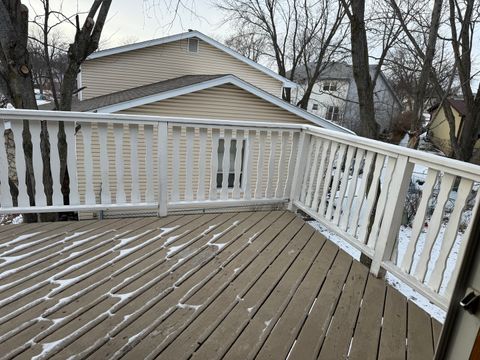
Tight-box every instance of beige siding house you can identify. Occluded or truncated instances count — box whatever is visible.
[65,30,352,215]
[427,99,480,156]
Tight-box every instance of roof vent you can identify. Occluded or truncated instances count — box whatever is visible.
[188,38,199,53]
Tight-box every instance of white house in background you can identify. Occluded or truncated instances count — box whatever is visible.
[290,62,403,134]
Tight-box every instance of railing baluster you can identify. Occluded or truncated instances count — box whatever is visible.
[288,131,310,210]
[284,131,299,200]
[300,136,315,204]
[319,142,339,216]
[349,151,375,236]
[80,122,95,205]
[28,121,46,207]
[64,122,79,205]
[446,189,480,297]
[275,131,289,199]
[233,129,244,199]
[221,129,232,200]
[340,148,364,231]
[197,127,207,201]
[333,146,356,225]
[129,124,140,203]
[370,155,413,276]
[305,138,322,207]
[243,130,254,201]
[357,154,385,243]
[48,121,63,206]
[209,128,220,201]
[255,130,267,199]
[414,173,456,282]
[401,169,439,273]
[114,123,126,203]
[157,122,168,216]
[312,140,331,212]
[366,156,396,248]
[185,127,195,201]
[429,178,473,292]
[144,124,154,203]
[325,143,347,221]
[266,131,278,199]
[97,123,111,204]
[0,121,12,208]
[171,126,181,202]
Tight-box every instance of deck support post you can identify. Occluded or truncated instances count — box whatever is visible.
[288,131,310,211]
[157,122,169,217]
[370,155,414,276]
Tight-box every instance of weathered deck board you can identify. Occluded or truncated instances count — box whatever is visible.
[0,212,442,360]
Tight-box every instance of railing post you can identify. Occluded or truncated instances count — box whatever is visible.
[370,155,414,276]
[158,122,168,217]
[288,130,311,211]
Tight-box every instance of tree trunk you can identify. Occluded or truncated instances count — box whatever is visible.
[347,0,379,139]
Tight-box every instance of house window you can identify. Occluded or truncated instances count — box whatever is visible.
[312,103,319,111]
[217,139,246,188]
[188,38,199,53]
[323,81,337,92]
[325,106,341,121]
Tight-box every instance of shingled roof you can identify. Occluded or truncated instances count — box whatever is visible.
[40,75,227,112]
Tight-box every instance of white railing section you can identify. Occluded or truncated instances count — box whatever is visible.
[1,109,479,311]
[292,127,480,310]
[0,110,301,215]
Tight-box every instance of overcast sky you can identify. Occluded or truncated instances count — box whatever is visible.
[27,0,479,87]
[28,0,230,47]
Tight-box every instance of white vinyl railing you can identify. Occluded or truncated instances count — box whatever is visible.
[292,127,480,310]
[1,109,479,311]
[0,110,301,215]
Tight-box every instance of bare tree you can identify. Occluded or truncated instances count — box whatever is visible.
[225,28,267,63]
[0,0,112,221]
[218,0,347,104]
[340,0,379,139]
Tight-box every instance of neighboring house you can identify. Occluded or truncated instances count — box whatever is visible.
[40,30,352,210]
[427,98,480,156]
[290,62,403,134]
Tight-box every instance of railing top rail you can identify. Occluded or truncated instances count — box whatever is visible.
[304,125,480,182]
[0,109,304,131]
[1,109,479,181]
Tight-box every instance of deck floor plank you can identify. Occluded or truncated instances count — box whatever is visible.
[0,212,443,360]
[255,239,339,360]
[288,250,353,360]
[152,212,302,360]
[407,301,434,360]
[348,274,387,360]
[378,286,408,360]
[200,226,323,360]
[432,318,443,352]
[317,260,369,359]
[69,211,257,360]
[28,213,228,359]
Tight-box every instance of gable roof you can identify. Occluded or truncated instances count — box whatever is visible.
[87,30,297,89]
[428,98,467,116]
[43,74,353,134]
[288,62,402,107]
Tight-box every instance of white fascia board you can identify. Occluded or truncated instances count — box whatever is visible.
[95,74,353,134]
[86,30,297,89]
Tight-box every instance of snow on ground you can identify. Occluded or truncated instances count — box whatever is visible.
[0,214,23,226]
[309,221,448,322]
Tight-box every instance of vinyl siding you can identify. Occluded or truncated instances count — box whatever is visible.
[81,39,283,99]
[118,84,309,124]
[75,85,307,215]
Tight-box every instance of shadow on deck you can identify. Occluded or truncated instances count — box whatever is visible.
[0,211,441,359]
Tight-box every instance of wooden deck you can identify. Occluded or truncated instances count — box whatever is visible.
[0,211,442,359]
